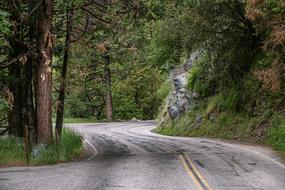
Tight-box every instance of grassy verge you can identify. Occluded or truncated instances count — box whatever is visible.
[0,128,83,167]
[63,117,97,124]
[156,100,285,157]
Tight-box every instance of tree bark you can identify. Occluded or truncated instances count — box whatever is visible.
[55,9,73,140]
[103,54,113,121]
[25,0,38,144]
[36,0,53,144]
[22,57,36,142]
[7,0,24,137]
[8,65,23,137]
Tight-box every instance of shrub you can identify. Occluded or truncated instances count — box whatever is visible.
[0,128,83,166]
[188,53,215,97]
[34,128,83,164]
[267,116,285,155]
[157,78,171,103]
[60,128,83,160]
[0,136,24,165]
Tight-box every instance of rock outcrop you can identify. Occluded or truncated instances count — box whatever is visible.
[162,52,200,123]
[167,74,193,119]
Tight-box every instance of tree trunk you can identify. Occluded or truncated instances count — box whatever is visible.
[36,0,53,144]
[22,58,36,143]
[7,0,24,137]
[104,54,113,121]
[25,0,38,144]
[55,9,73,140]
[8,65,23,137]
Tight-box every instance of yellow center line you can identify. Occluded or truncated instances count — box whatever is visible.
[183,153,214,190]
[154,142,214,190]
[179,155,205,190]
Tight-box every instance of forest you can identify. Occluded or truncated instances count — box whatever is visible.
[0,0,285,164]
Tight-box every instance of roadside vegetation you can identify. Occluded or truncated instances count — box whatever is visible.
[0,128,83,166]
[155,0,285,156]
[63,118,97,124]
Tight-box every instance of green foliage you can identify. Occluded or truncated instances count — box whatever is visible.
[112,95,142,120]
[0,136,24,166]
[156,78,171,103]
[148,18,185,71]
[113,65,165,120]
[0,10,10,63]
[33,128,82,164]
[0,128,83,166]
[267,116,285,155]
[188,0,255,90]
[55,0,85,10]
[63,117,97,124]
[0,11,10,35]
[188,53,215,97]
[0,99,9,113]
[157,106,257,141]
[59,128,83,160]
[33,144,59,164]
[223,88,240,111]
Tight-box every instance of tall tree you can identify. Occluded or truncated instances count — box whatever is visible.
[36,0,53,144]
[55,8,74,140]
[7,0,25,137]
[103,52,113,121]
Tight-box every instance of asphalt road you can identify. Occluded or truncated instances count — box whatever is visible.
[1,121,285,190]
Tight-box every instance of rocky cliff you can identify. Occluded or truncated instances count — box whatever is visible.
[160,52,200,126]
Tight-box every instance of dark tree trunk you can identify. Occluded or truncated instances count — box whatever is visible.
[55,9,74,140]
[103,54,113,121]
[7,0,24,137]
[25,0,38,144]
[22,58,36,143]
[8,65,23,137]
[36,0,53,144]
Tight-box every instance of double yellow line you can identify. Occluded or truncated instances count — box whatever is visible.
[156,141,213,190]
[179,153,213,190]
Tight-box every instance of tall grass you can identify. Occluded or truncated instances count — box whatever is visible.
[0,136,25,166]
[267,116,285,156]
[156,98,285,158]
[33,128,83,164]
[0,128,83,166]
[63,117,97,124]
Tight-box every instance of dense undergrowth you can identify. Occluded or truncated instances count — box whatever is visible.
[154,0,285,156]
[0,128,83,166]
[156,91,285,156]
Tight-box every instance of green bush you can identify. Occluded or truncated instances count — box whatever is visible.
[0,128,83,166]
[33,144,59,164]
[0,136,24,165]
[112,65,165,120]
[157,79,171,103]
[204,88,240,116]
[148,18,185,71]
[188,54,215,97]
[63,117,97,124]
[34,128,83,164]
[221,87,240,111]
[60,128,83,160]
[113,94,143,120]
[267,116,285,155]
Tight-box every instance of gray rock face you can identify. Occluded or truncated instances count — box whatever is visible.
[183,51,201,71]
[165,52,200,120]
[167,105,179,120]
[173,73,187,91]
[167,87,193,119]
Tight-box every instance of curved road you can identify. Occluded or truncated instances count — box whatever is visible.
[1,121,285,190]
